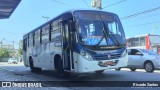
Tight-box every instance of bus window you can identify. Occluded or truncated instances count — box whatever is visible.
[34,29,40,45]
[51,20,61,41]
[27,37,29,47]
[108,22,119,35]
[23,38,27,51]
[78,20,104,45]
[140,37,145,46]
[42,24,50,43]
[29,33,33,47]
[131,38,139,47]
[127,37,145,47]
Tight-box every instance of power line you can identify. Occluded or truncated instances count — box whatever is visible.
[82,0,90,8]
[51,0,78,8]
[103,0,126,9]
[51,0,71,7]
[121,6,160,20]
[126,20,160,27]
[121,12,160,22]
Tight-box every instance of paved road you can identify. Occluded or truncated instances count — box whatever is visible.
[0,62,160,90]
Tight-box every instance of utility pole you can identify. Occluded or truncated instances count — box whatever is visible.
[0,38,5,48]
[91,0,102,10]
[10,41,15,57]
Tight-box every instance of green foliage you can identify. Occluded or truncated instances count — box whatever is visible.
[18,40,23,55]
[18,47,22,55]
[0,48,10,58]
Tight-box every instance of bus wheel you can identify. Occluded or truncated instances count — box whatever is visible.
[29,58,42,73]
[144,62,154,73]
[95,70,104,73]
[57,58,70,78]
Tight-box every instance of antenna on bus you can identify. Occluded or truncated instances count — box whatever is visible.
[91,0,102,10]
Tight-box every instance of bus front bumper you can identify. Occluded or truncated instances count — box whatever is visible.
[73,53,128,73]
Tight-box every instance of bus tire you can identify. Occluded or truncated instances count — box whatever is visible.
[29,57,42,73]
[56,58,70,78]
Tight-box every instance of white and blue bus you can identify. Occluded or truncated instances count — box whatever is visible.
[23,10,128,77]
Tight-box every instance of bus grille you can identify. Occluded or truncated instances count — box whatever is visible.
[94,54,122,60]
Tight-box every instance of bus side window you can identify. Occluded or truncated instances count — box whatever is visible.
[51,20,61,41]
[23,39,27,51]
[29,33,33,47]
[26,37,29,47]
[42,24,50,43]
[34,29,40,45]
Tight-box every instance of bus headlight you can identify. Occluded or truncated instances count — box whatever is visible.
[80,49,93,61]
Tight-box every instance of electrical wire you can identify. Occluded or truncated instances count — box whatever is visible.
[126,20,160,27]
[82,0,90,8]
[103,0,126,9]
[51,0,79,8]
[121,12,160,23]
[121,6,160,20]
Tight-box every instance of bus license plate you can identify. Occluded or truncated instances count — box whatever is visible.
[104,61,113,66]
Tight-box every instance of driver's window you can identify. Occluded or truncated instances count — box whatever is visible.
[131,49,142,55]
[108,22,117,34]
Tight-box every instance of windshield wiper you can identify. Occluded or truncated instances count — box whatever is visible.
[96,12,120,46]
[94,15,120,47]
[93,35,105,46]
[102,22,120,46]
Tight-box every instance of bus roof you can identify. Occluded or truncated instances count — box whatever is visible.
[23,9,117,38]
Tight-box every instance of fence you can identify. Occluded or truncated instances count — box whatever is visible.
[0,57,11,62]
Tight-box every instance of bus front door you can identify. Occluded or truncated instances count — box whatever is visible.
[62,21,73,71]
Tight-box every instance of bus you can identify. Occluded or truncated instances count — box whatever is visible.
[127,34,160,54]
[23,10,128,77]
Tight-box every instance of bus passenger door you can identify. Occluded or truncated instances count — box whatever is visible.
[62,21,72,71]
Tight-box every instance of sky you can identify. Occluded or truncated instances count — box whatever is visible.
[0,0,160,49]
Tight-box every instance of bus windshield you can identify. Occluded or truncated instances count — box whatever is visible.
[74,11,126,47]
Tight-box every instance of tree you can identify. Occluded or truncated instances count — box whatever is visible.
[18,47,22,55]
[0,48,10,58]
